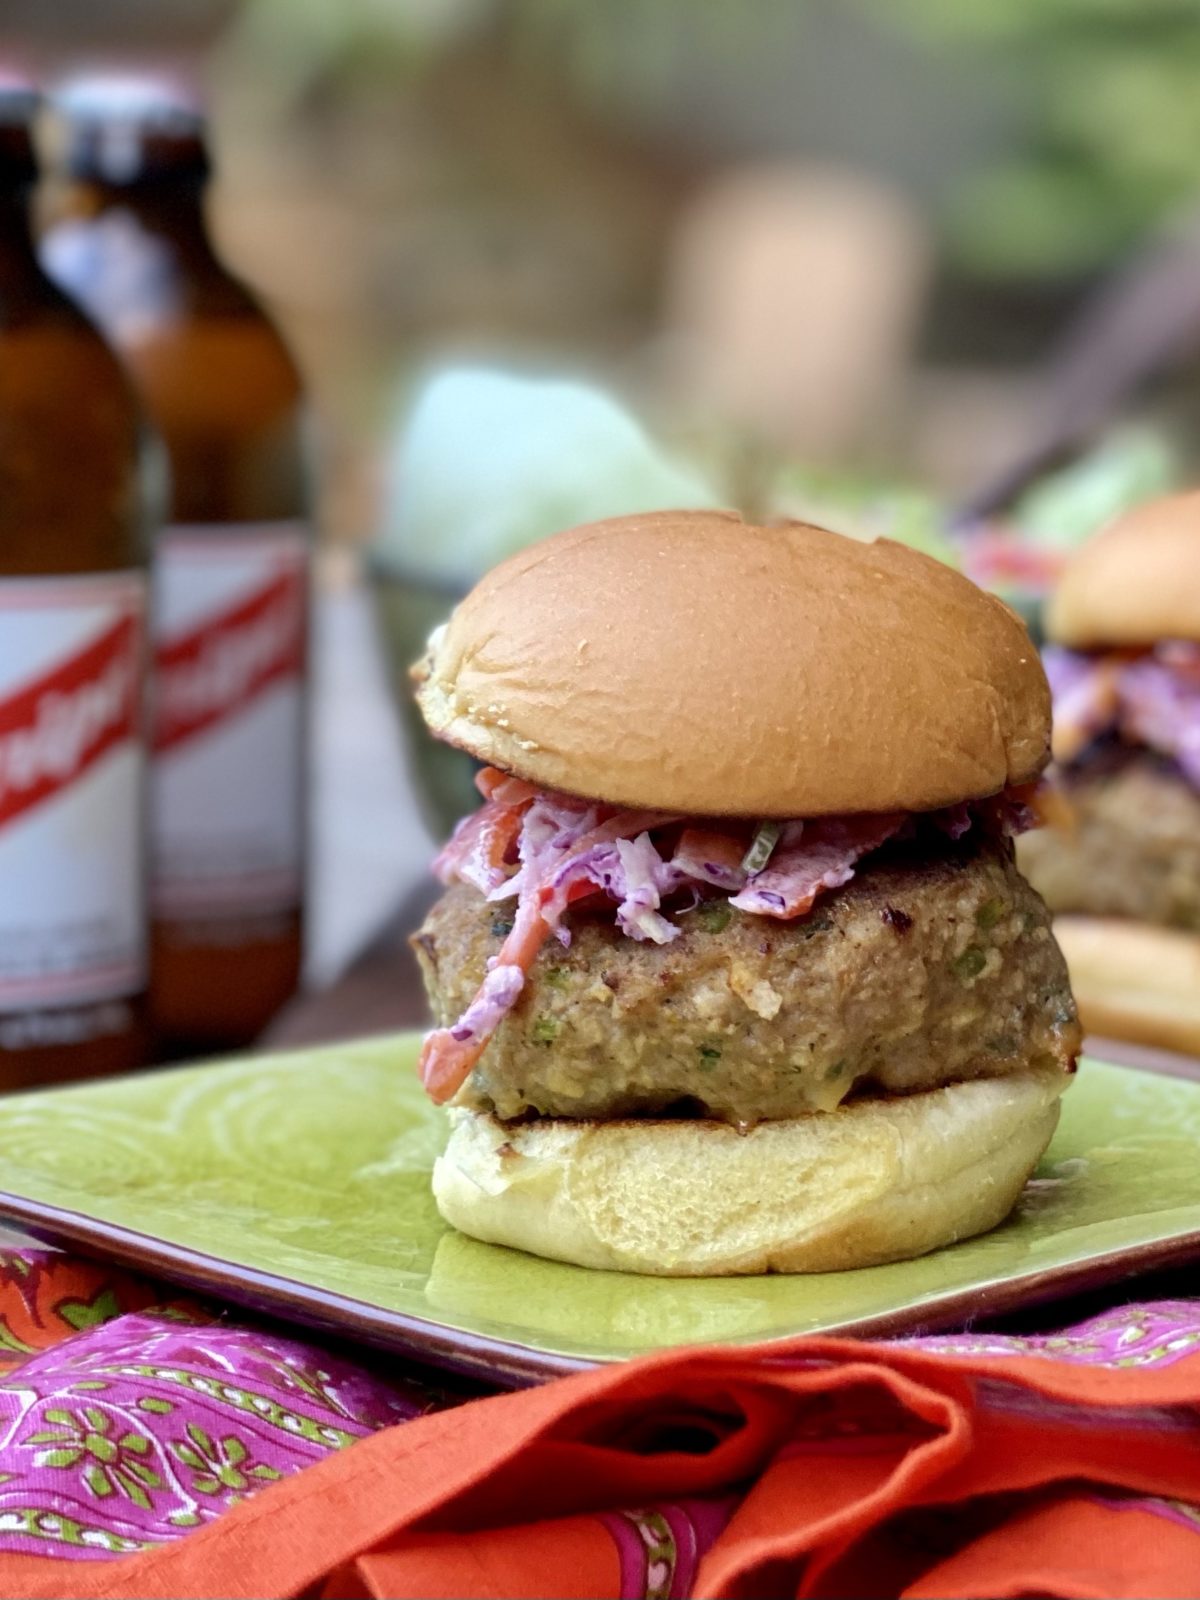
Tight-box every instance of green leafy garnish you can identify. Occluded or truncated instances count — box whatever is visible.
[531,1017,559,1044]
[698,1044,722,1067]
[543,966,570,988]
[741,821,781,876]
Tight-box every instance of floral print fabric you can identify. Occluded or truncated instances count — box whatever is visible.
[0,1251,449,1561]
[4,1246,1200,1597]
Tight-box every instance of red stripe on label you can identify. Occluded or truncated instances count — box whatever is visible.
[153,566,306,754]
[0,614,139,830]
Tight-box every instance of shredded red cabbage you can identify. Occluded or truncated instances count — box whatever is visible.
[447,963,525,1046]
[436,772,1032,949]
[729,815,903,916]
[1046,643,1200,784]
[421,768,1038,1102]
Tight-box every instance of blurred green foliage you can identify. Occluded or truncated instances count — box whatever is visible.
[223,0,1200,283]
[514,0,1200,279]
[506,0,799,104]
[216,0,490,103]
[892,0,1200,277]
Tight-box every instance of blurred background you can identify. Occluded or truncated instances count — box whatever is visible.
[8,0,1200,1019]
[10,0,1200,530]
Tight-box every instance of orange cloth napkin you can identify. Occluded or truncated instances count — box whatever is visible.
[4,1299,1200,1599]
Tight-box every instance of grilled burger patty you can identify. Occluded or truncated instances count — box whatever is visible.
[1018,754,1200,930]
[413,834,1079,1126]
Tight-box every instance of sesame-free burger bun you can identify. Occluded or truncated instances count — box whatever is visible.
[413,511,1049,818]
[1047,491,1200,649]
[1052,916,1200,1057]
[432,1066,1065,1276]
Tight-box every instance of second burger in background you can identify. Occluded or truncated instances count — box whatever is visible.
[1020,490,1200,1053]
[411,511,1079,1276]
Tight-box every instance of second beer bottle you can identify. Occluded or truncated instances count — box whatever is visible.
[43,78,310,1054]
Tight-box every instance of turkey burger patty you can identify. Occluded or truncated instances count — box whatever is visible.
[415,832,1078,1127]
[1018,752,1200,930]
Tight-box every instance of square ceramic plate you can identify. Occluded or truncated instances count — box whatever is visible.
[0,1038,1199,1387]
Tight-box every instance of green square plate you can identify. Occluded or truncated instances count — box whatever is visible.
[0,1039,1198,1386]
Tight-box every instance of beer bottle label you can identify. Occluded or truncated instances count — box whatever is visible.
[151,524,307,920]
[0,572,147,1012]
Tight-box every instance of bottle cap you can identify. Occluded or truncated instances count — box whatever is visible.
[0,68,38,114]
[52,72,208,184]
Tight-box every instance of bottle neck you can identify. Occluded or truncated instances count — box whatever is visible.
[77,177,214,253]
[0,186,44,291]
[48,170,262,327]
[0,183,34,239]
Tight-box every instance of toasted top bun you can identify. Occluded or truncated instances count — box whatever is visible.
[1047,491,1200,648]
[413,511,1049,818]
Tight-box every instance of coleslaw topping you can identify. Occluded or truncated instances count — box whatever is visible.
[417,766,1036,1103]
[1045,642,1200,782]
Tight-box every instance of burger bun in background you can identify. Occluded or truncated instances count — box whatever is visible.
[1047,488,1200,649]
[1052,917,1200,1059]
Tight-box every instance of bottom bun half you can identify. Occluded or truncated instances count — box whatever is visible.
[432,1067,1066,1276]
[1053,916,1200,1058]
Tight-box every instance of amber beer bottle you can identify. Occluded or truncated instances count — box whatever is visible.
[0,81,151,1084]
[44,80,309,1053]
